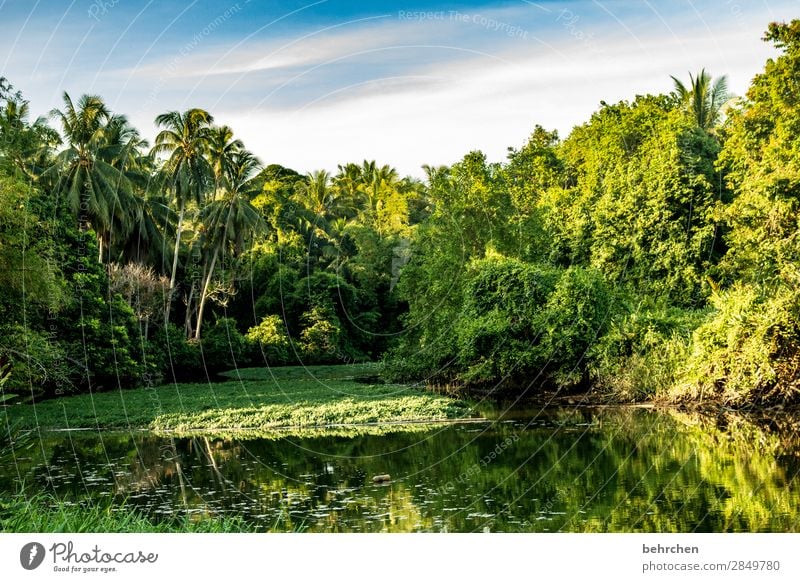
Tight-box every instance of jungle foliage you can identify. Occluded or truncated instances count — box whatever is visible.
[2,22,800,407]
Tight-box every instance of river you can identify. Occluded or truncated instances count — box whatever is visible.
[2,406,798,532]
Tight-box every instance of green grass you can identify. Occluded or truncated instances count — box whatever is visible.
[0,492,262,533]
[220,362,383,381]
[0,364,473,434]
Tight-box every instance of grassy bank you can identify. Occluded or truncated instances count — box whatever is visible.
[0,364,472,434]
[0,492,259,533]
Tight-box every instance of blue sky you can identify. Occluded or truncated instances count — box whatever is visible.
[1,0,797,175]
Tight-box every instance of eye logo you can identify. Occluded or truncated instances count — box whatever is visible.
[20,542,46,570]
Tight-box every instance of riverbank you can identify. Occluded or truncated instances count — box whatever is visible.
[446,381,800,417]
[0,492,266,533]
[0,364,472,434]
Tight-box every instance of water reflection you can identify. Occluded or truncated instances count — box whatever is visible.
[2,408,799,532]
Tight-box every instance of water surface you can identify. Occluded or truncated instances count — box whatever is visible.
[2,407,799,532]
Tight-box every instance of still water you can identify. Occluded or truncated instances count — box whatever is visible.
[2,407,799,532]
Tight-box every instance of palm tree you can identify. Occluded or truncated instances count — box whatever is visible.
[95,114,152,263]
[0,95,57,179]
[333,162,365,215]
[207,125,243,190]
[292,169,339,239]
[671,69,729,131]
[364,163,399,210]
[297,169,335,216]
[151,108,214,301]
[194,150,265,339]
[46,93,136,261]
[119,192,175,266]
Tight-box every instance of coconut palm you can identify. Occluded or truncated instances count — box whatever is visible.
[194,150,265,339]
[289,170,340,245]
[671,69,729,131]
[118,192,175,266]
[151,108,214,297]
[296,169,335,216]
[94,114,154,263]
[363,163,399,212]
[207,125,243,190]
[46,93,136,260]
[0,95,58,179]
[333,162,365,216]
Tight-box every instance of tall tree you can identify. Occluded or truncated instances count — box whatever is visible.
[683,21,800,404]
[0,81,58,179]
[296,169,335,216]
[46,93,136,261]
[94,114,151,263]
[151,108,214,303]
[207,125,243,190]
[194,150,265,339]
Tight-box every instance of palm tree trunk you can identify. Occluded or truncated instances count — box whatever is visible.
[184,253,209,337]
[183,283,196,338]
[165,200,186,322]
[194,246,220,340]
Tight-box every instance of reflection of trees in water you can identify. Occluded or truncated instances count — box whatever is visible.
[3,408,800,532]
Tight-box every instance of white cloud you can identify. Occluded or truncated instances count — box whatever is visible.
[4,0,797,178]
[212,16,787,177]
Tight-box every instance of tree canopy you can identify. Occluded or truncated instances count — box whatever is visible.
[2,21,800,408]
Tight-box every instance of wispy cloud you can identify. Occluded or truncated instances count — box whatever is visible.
[209,8,791,175]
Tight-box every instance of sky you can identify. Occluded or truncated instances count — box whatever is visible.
[1,0,798,176]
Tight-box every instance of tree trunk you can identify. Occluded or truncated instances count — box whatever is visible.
[194,246,220,340]
[184,252,209,337]
[184,283,196,338]
[165,200,186,323]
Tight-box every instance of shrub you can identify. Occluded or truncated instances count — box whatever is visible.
[589,303,701,401]
[246,314,291,365]
[64,294,144,392]
[677,283,800,405]
[200,317,248,374]
[149,324,203,382]
[535,266,616,387]
[299,306,342,363]
[0,325,75,400]
[392,256,616,393]
[454,257,559,388]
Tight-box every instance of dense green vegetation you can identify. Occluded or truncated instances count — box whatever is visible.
[387,22,800,406]
[2,21,800,411]
[0,365,470,432]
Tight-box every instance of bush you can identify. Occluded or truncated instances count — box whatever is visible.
[389,257,616,393]
[589,303,701,401]
[455,257,559,387]
[677,283,800,405]
[299,306,342,363]
[149,324,203,382]
[535,266,616,387]
[0,325,76,400]
[200,317,248,374]
[246,314,291,365]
